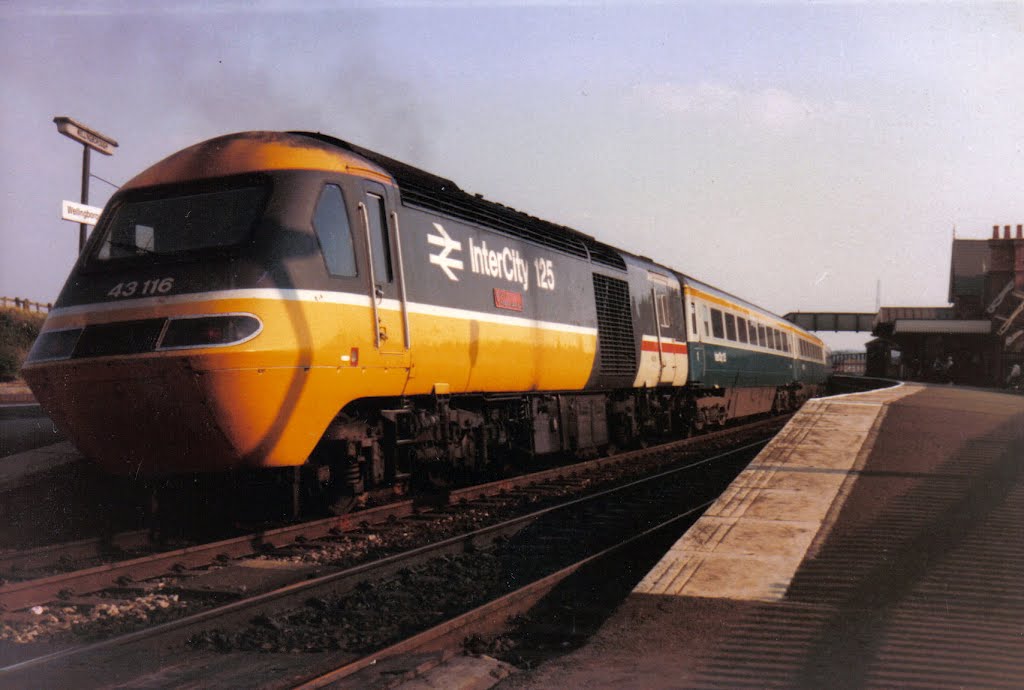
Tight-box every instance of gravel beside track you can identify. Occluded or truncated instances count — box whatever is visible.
[0,424,777,689]
[0,417,786,688]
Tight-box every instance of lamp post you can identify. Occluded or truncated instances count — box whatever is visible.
[53,116,118,253]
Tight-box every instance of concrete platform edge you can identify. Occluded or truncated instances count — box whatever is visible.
[633,383,919,601]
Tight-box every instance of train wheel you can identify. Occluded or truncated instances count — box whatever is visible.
[322,456,364,516]
[327,492,358,516]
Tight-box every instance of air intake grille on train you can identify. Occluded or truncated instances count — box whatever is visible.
[592,273,636,376]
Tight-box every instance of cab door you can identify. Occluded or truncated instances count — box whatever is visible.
[359,182,411,367]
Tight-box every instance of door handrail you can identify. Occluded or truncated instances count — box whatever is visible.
[391,211,411,350]
[358,201,381,349]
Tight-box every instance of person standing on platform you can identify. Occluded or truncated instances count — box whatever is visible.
[1007,363,1022,390]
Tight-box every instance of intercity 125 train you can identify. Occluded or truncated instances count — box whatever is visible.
[23,131,830,510]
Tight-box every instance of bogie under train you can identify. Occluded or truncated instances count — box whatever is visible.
[23,131,830,511]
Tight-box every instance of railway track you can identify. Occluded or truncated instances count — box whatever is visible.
[0,417,784,687]
[292,440,765,683]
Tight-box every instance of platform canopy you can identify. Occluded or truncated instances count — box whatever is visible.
[892,319,991,334]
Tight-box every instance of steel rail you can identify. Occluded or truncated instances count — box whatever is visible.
[0,436,772,685]
[293,496,720,689]
[0,416,786,612]
[0,530,151,575]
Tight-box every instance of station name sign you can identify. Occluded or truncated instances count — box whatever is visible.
[53,116,119,156]
[62,200,103,226]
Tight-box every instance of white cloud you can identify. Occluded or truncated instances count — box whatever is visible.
[634,81,846,130]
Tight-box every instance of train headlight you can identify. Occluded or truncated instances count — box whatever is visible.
[157,314,262,350]
[26,328,83,362]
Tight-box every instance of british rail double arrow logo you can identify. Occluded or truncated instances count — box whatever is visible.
[427,223,464,281]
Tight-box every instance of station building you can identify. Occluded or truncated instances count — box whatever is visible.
[866,224,1024,384]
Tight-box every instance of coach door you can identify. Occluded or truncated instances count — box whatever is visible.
[686,293,706,382]
[359,183,411,366]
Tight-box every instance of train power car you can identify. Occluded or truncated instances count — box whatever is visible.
[22,131,830,513]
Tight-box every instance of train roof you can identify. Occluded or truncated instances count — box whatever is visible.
[291,133,825,348]
[122,130,825,348]
[122,131,393,190]
[292,132,627,272]
[679,273,824,342]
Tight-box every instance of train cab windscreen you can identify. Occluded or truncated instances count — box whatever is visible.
[88,183,268,264]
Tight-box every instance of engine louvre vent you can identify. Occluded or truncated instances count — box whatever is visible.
[592,273,636,376]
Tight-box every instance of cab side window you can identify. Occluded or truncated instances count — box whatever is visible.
[366,193,393,283]
[313,184,357,277]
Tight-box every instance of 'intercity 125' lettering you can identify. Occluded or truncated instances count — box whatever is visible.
[468,238,530,290]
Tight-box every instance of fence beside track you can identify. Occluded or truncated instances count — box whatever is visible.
[0,298,50,313]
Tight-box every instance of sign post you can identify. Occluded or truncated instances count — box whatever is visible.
[53,116,118,254]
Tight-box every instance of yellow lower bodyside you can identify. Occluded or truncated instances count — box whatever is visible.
[24,294,597,474]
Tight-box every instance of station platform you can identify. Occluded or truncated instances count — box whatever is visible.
[503,383,1024,689]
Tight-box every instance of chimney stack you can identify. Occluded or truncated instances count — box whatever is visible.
[1005,225,1012,239]
[1017,225,1023,240]
[994,225,1001,239]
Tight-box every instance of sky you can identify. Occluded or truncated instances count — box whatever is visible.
[3,1,1024,351]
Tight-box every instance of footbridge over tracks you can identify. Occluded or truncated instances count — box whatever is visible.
[783,312,876,332]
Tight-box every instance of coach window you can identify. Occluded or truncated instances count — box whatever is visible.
[702,305,711,337]
[737,318,749,344]
[690,303,699,338]
[725,313,737,341]
[710,309,725,339]
[365,193,393,283]
[313,184,357,277]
